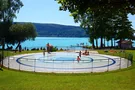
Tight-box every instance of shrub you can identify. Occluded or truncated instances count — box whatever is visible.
[52,47,58,52]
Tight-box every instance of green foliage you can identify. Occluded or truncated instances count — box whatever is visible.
[0,21,12,41]
[57,0,135,15]
[82,45,92,49]
[0,0,23,50]
[0,0,8,20]
[9,23,37,47]
[52,46,58,52]
[128,53,133,64]
[98,50,134,62]
[23,23,37,40]
[56,0,135,49]
[0,0,23,22]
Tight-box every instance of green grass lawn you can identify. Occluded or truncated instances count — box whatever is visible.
[0,50,135,90]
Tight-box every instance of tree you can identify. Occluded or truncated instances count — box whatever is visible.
[0,0,23,22]
[56,0,135,48]
[114,13,134,48]
[0,0,23,49]
[0,0,8,20]
[9,23,37,49]
[69,6,114,48]
[56,0,135,15]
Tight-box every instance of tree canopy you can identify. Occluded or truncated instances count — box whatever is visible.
[0,0,23,49]
[57,0,135,15]
[0,0,23,22]
[56,0,135,48]
[9,23,37,49]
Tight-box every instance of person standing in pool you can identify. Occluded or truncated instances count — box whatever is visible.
[77,56,81,63]
[43,49,45,57]
[79,51,81,57]
[49,44,53,52]
[46,43,50,54]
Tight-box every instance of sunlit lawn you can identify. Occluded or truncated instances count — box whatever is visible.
[0,50,135,90]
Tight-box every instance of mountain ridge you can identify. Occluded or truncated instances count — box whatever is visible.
[17,22,88,37]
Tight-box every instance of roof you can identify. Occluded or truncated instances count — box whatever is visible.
[117,40,133,44]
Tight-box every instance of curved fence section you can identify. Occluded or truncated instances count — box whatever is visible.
[2,50,132,73]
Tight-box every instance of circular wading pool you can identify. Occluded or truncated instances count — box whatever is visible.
[3,52,131,73]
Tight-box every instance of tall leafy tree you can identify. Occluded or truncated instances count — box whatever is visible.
[56,0,135,48]
[114,13,134,48]
[0,0,23,49]
[9,23,37,49]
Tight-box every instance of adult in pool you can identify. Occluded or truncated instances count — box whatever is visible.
[46,43,50,53]
[79,51,81,57]
[82,50,89,55]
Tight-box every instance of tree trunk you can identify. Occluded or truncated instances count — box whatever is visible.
[119,39,122,49]
[92,39,95,49]
[96,39,98,48]
[107,41,109,47]
[7,44,9,48]
[100,37,103,48]
[114,39,115,47]
[15,41,21,50]
[104,38,105,48]
[111,38,113,48]
[1,38,5,50]
[1,39,4,68]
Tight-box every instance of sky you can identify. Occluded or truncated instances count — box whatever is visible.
[14,0,135,28]
[14,0,80,26]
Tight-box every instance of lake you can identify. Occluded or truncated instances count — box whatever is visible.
[20,37,90,49]
[2,37,135,50]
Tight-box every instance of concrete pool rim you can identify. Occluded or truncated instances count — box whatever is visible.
[16,53,116,69]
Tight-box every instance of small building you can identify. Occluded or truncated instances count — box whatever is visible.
[117,40,133,49]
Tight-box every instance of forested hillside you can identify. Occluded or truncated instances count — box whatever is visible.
[33,23,88,37]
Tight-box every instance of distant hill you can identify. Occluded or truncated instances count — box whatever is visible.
[32,23,88,37]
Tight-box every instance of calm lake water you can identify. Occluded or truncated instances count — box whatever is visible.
[20,37,90,49]
[2,37,135,49]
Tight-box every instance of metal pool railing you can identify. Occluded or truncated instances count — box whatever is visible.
[2,51,132,73]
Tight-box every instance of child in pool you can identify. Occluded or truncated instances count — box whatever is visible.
[43,50,45,57]
[77,56,81,63]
